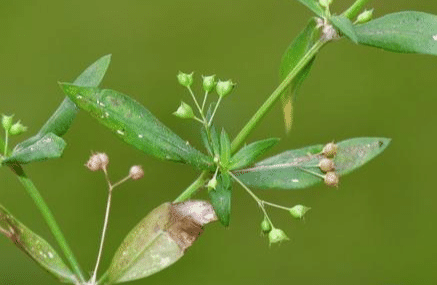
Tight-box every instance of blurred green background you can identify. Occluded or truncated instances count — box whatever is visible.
[1,0,437,284]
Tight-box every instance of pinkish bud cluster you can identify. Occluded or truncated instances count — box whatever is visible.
[85,152,109,171]
[129,165,144,180]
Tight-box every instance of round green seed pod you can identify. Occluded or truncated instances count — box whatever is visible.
[261,218,272,234]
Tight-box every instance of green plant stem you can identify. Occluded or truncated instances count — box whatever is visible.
[230,39,326,153]
[4,130,9,156]
[173,171,210,203]
[343,0,372,20]
[0,136,85,282]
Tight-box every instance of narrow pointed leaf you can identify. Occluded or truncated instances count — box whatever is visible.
[209,173,232,226]
[15,54,112,151]
[279,18,319,132]
[2,133,66,165]
[0,205,77,283]
[294,0,325,17]
[233,137,390,189]
[60,84,213,170]
[220,129,231,168]
[105,201,217,283]
[354,11,437,55]
[229,138,280,170]
[330,15,358,43]
[209,125,220,157]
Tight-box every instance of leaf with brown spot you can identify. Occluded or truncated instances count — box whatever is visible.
[104,200,217,284]
[0,204,78,283]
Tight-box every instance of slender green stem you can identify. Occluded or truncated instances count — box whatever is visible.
[187,86,204,116]
[343,0,372,20]
[230,39,326,153]
[173,171,210,203]
[208,97,223,127]
[262,201,290,211]
[201,91,209,112]
[9,163,86,283]
[4,130,9,156]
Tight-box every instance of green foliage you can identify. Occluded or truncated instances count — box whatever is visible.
[0,205,77,284]
[104,201,216,284]
[294,0,325,17]
[15,55,111,152]
[330,15,358,43]
[233,138,390,189]
[60,84,213,171]
[279,18,319,131]
[219,129,231,168]
[2,133,66,165]
[354,11,437,55]
[229,138,280,170]
[208,172,232,226]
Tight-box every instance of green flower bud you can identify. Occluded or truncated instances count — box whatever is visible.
[173,101,195,119]
[324,171,339,187]
[1,114,14,131]
[268,228,289,245]
[9,121,27,136]
[319,158,335,173]
[207,176,218,190]
[177,71,194,88]
[289,205,311,219]
[356,9,373,24]
[216,80,235,98]
[202,75,217,93]
[261,217,272,234]
[322,142,337,158]
[319,0,332,9]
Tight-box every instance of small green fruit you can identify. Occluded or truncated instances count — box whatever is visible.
[202,75,217,92]
[207,177,218,190]
[289,205,311,219]
[1,114,14,131]
[177,71,194,88]
[268,228,289,245]
[319,0,332,9]
[173,101,195,119]
[216,80,235,98]
[9,121,27,136]
[356,9,373,24]
[261,218,272,234]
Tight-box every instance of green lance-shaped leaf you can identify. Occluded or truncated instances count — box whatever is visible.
[104,201,217,284]
[1,133,66,165]
[15,54,111,153]
[60,84,213,170]
[354,11,437,55]
[330,15,358,43]
[209,172,232,226]
[279,18,319,132]
[219,129,231,169]
[294,0,325,17]
[0,204,77,283]
[229,138,280,170]
[232,137,390,189]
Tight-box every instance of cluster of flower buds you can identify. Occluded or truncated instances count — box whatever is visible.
[321,142,339,187]
[260,217,290,245]
[1,114,28,136]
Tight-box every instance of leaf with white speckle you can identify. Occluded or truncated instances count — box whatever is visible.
[354,11,437,55]
[2,133,66,165]
[0,204,77,283]
[232,137,390,189]
[104,201,217,283]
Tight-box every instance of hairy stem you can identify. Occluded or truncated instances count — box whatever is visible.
[230,39,326,153]
[343,0,372,20]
